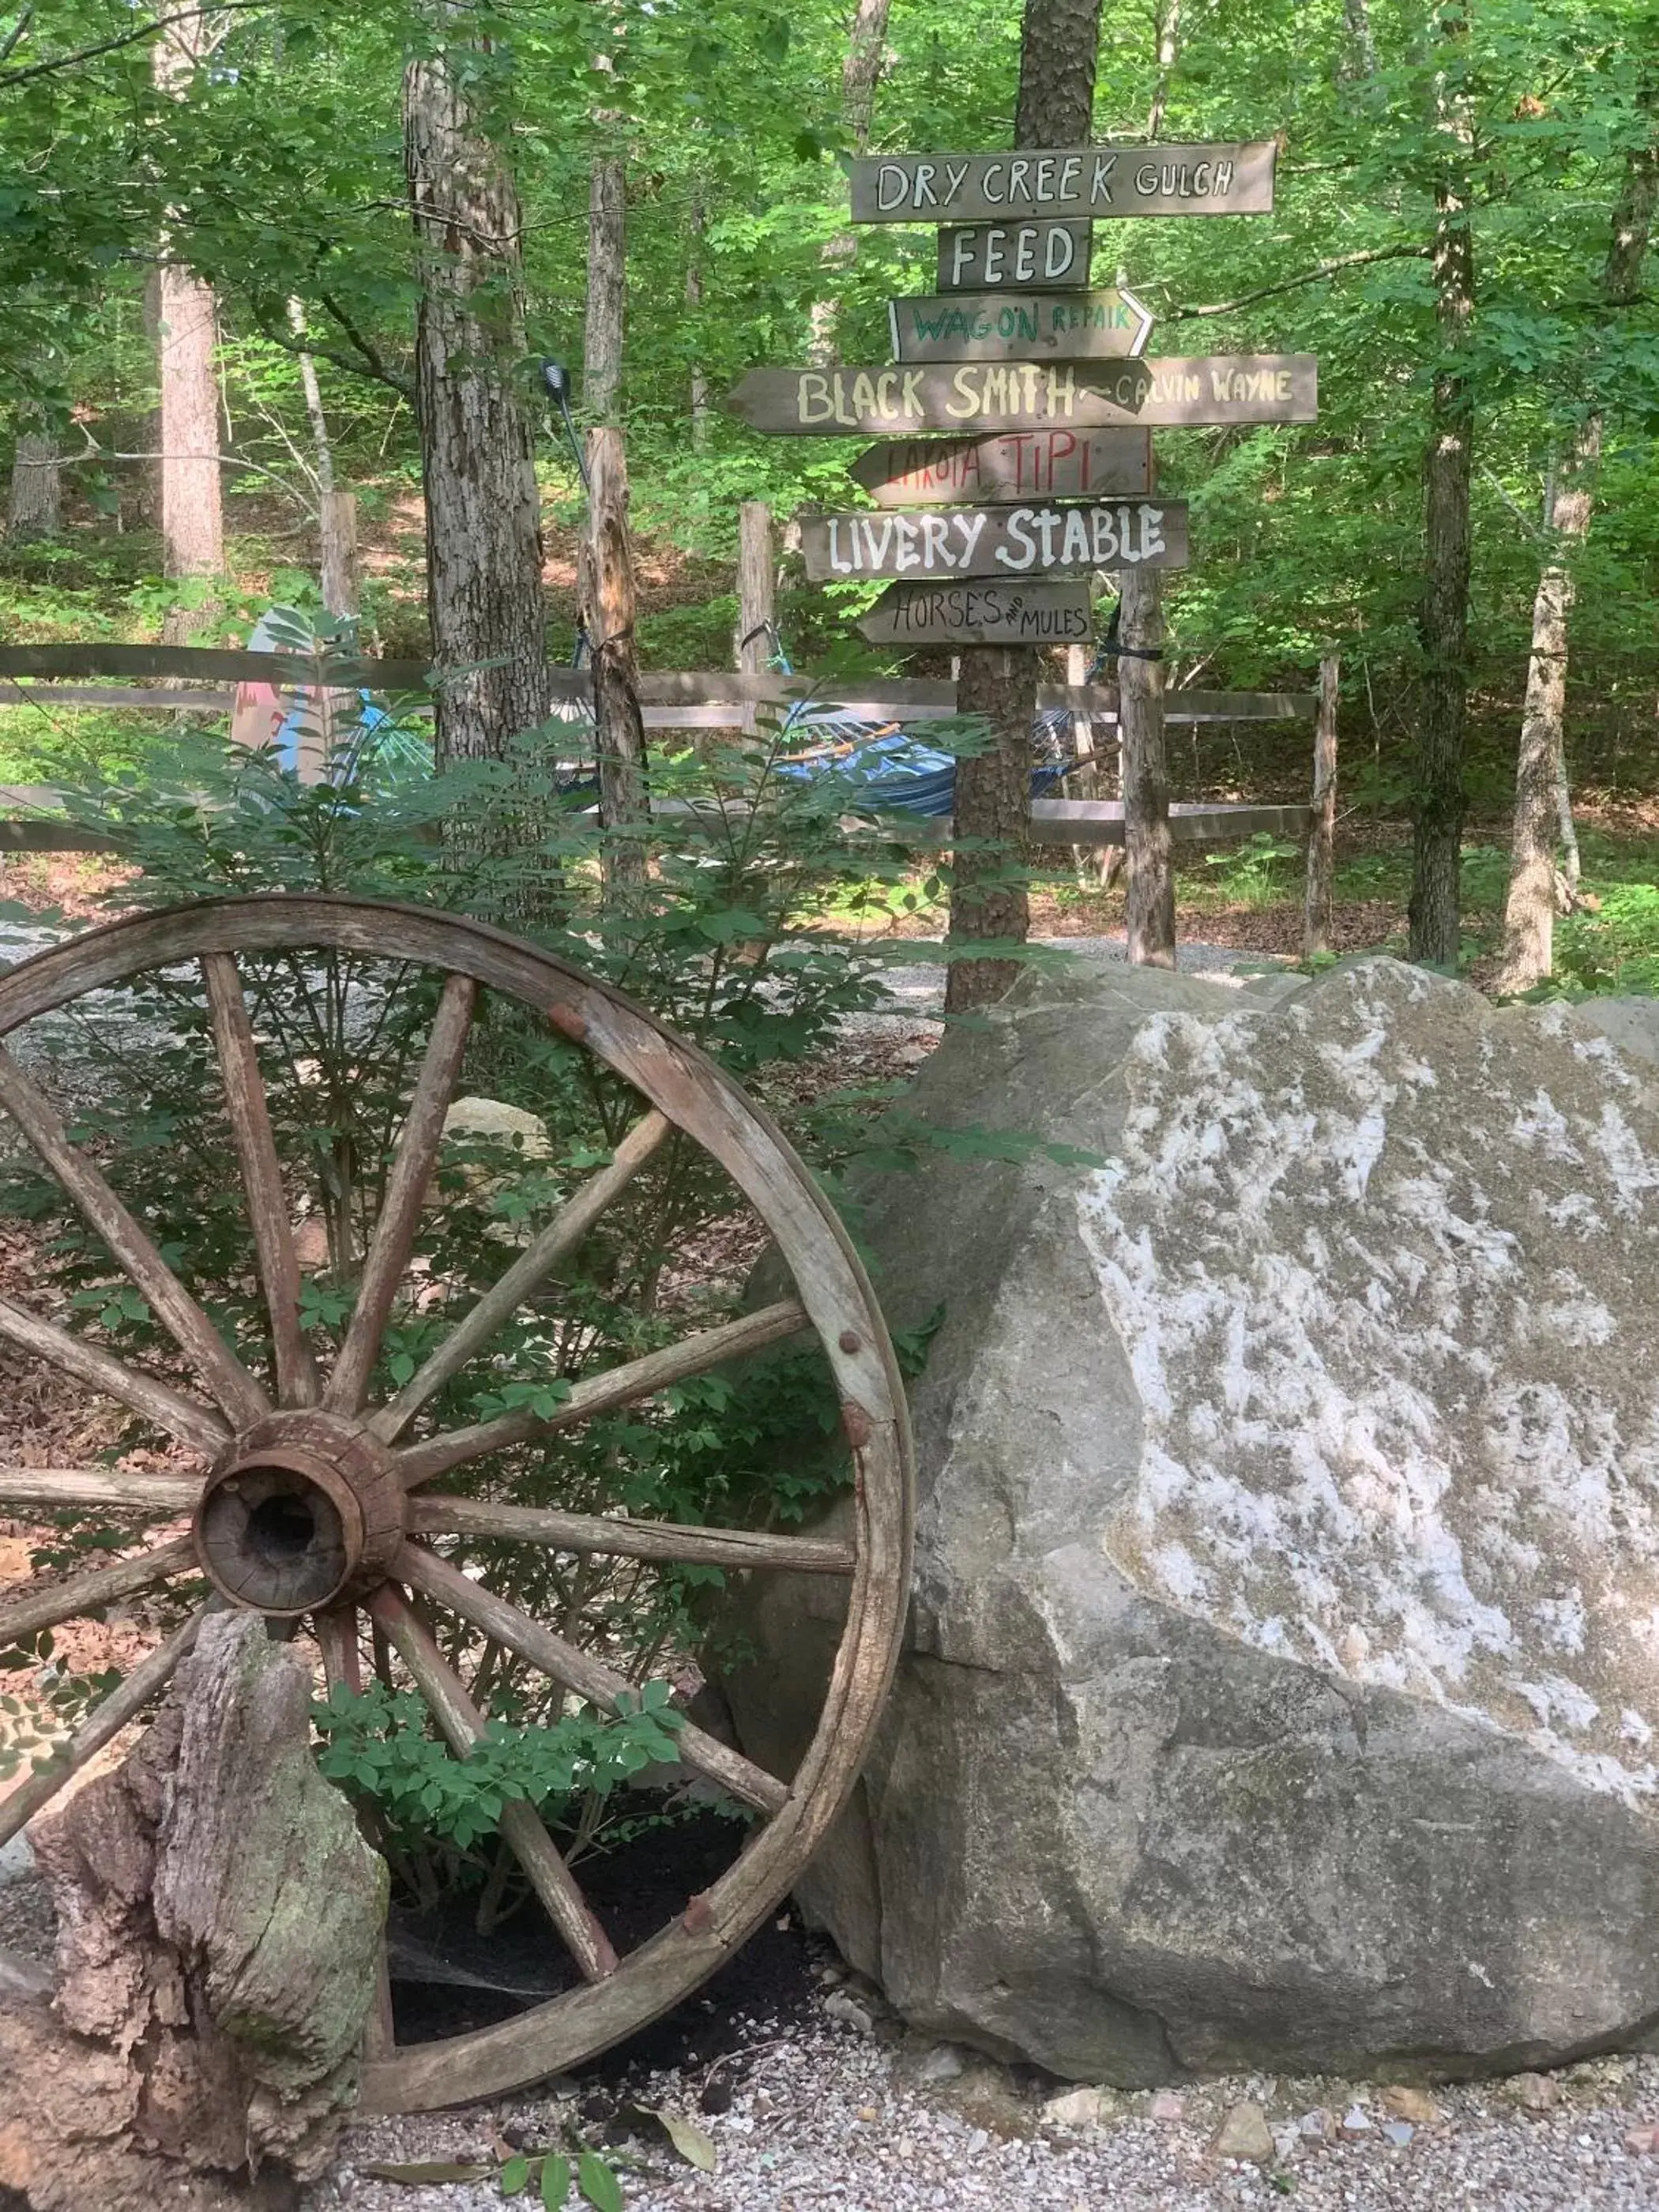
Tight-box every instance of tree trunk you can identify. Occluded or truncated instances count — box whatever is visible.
[404,39,551,766]
[1496,126,1657,991]
[1407,9,1475,969]
[320,490,363,623]
[585,156,626,420]
[585,425,649,897]
[152,16,224,641]
[6,428,58,540]
[809,0,892,363]
[0,1615,385,2212]
[687,195,709,446]
[946,0,1104,1010]
[1304,652,1341,959]
[1122,567,1174,968]
[735,500,775,735]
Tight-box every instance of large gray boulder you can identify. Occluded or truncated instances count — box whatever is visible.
[723,957,1659,2083]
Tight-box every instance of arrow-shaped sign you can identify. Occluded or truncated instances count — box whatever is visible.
[887,286,1154,365]
[850,428,1154,507]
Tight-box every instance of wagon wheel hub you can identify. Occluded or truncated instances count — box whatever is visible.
[195,1410,407,1616]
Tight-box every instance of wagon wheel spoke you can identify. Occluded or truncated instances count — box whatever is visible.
[0,1607,205,1850]
[325,975,477,1417]
[394,1297,811,1489]
[367,1585,619,1983]
[395,1542,788,1817]
[0,1296,230,1459]
[370,1108,674,1444]
[311,1604,397,2055]
[0,1533,200,1648]
[0,1466,202,1516]
[202,954,322,1409]
[408,1495,856,1576]
[0,1047,269,1430]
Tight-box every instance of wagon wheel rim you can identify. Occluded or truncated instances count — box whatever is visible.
[0,893,914,2113]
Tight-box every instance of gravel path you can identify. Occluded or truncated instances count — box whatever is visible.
[873,933,1286,1017]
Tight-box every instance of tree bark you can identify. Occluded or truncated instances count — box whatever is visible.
[946,0,1104,1010]
[735,500,775,736]
[687,194,709,446]
[152,16,224,641]
[585,425,649,897]
[1496,126,1657,991]
[1122,568,1174,968]
[6,427,58,539]
[0,1615,385,2210]
[1407,7,1475,969]
[1304,652,1341,959]
[585,156,626,420]
[404,36,551,766]
[809,0,892,363]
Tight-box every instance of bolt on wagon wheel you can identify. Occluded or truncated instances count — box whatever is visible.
[0,894,913,2112]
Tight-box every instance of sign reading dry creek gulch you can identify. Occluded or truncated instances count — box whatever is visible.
[857,579,1093,646]
[936,221,1092,290]
[800,501,1188,581]
[851,142,1276,223]
[890,287,1153,363]
[725,356,1316,434]
[851,427,1153,506]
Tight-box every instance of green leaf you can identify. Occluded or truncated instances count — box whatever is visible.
[577,2150,623,2212]
[540,2154,571,2209]
[500,2154,532,2195]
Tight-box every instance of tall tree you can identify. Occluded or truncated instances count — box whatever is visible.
[1407,0,1476,967]
[1495,116,1658,992]
[944,0,1102,1014]
[810,0,893,362]
[404,26,551,766]
[585,152,626,419]
[152,10,225,641]
[6,423,58,539]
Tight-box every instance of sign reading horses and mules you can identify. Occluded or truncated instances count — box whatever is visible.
[889,286,1153,363]
[936,220,1092,290]
[800,500,1188,581]
[856,578,1093,646]
[850,142,1277,224]
[725,356,1316,434]
[850,427,1154,506]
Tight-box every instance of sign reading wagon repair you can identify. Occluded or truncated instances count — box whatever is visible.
[890,286,1153,363]
[799,501,1189,581]
[726,356,1316,434]
[850,142,1276,223]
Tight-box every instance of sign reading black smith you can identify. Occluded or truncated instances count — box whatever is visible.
[850,141,1276,224]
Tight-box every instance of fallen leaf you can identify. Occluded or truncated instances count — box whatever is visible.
[358,2161,494,2184]
[649,2106,718,2172]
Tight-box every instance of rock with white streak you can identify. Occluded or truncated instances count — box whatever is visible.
[722,957,1659,2084]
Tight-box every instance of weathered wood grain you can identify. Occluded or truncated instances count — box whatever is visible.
[857,579,1092,646]
[408,1492,856,1574]
[889,285,1152,363]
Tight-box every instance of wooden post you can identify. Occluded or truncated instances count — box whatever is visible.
[735,502,775,735]
[1304,652,1340,960]
[1121,566,1174,968]
[585,426,649,894]
[320,490,362,621]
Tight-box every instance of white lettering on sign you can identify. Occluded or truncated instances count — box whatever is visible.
[812,502,1177,577]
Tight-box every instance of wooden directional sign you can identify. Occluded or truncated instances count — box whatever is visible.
[937,221,1091,290]
[858,579,1093,647]
[889,287,1153,364]
[725,356,1316,435]
[800,502,1188,581]
[851,142,1276,224]
[852,428,1153,506]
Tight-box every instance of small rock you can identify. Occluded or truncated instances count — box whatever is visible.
[1623,2125,1659,2155]
[1514,2072,1559,2114]
[916,2043,968,2085]
[856,2105,879,2124]
[1297,2109,1337,2146]
[1149,2090,1186,2124]
[0,1834,36,1889]
[1211,2101,1276,2165]
[1340,2102,1375,2139]
[1042,2086,1105,2130]
[1382,2086,1443,2127]
[1382,2120,1416,2149]
[823,1991,875,2035]
[1272,2124,1303,2163]
[965,2127,990,2155]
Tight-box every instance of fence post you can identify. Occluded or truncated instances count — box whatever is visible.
[319,490,362,622]
[1303,653,1340,960]
[1122,567,1174,969]
[585,426,649,896]
[735,502,774,735]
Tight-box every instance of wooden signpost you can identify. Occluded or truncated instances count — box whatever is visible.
[856,580,1091,646]
[889,286,1153,364]
[850,142,1277,223]
[800,501,1188,581]
[850,427,1154,506]
[724,356,1316,434]
[936,221,1091,290]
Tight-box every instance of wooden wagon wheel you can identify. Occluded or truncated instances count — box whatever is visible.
[0,894,912,2113]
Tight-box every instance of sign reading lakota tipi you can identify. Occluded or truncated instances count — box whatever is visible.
[722,130,1314,645]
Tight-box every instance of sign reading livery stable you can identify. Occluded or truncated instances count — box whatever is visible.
[800,500,1189,581]
[851,141,1276,223]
